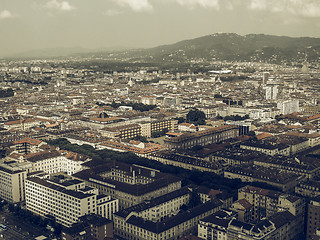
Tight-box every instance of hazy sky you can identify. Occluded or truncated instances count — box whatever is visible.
[1,0,320,56]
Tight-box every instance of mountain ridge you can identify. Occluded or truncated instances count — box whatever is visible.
[5,33,320,63]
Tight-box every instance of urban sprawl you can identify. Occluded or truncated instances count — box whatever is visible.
[1,58,320,240]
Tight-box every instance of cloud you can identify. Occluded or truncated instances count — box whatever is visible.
[0,9,15,19]
[175,0,220,10]
[46,0,75,11]
[112,0,153,12]
[246,0,320,18]
[248,0,267,10]
[105,9,122,16]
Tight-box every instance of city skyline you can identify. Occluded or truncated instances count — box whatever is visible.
[1,0,320,56]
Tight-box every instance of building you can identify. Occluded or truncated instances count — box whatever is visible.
[25,174,118,227]
[24,150,90,175]
[240,134,309,156]
[13,137,46,154]
[277,99,299,115]
[295,180,320,198]
[230,199,253,222]
[265,84,278,100]
[73,162,182,209]
[164,125,239,150]
[306,195,320,240]
[225,166,302,192]
[61,214,114,240]
[237,186,305,224]
[0,162,27,203]
[198,209,303,240]
[101,124,142,139]
[114,196,223,240]
[147,150,227,175]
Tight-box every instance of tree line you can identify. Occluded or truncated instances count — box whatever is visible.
[0,88,14,98]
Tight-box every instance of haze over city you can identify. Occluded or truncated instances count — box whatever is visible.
[1,0,320,56]
[2,1,320,240]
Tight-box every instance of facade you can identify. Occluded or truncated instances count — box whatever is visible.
[25,175,118,227]
[164,125,239,150]
[73,162,182,209]
[150,118,178,136]
[265,84,278,100]
[238,186,305,224]
[61,214,114,240]
[295,180,320,198]
[102,124,142,139]
[13,137,45,154]
[198,210,302,240]
[147,151,226,175]
[277,99,299,115]
[0,163,27,203]
[114,198,223,240]
[306,196,320,240]
[25,150,90,175]
[230,199,253,222]
[100,118,178,138]
[225,166,301,192]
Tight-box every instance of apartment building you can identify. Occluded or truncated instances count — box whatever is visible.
[224,165,301,192]
[25,174,118,227]
[306,196,320,240]
[24,150,90,175]
[238,186,305,224]
[198,210,302,240]
[13,137,46,154]
[295,180,320,198]
[73,162,182,209]
[101,124,142,139]
[0,163,27,203]
[164,125,239,150]
[114,197,223,240]
[61,214,114,240]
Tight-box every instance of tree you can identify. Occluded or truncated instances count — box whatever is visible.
[175,117,185,124]
[0,88,14,98]
[247,131,256,137]
[188,190,202,208]
[132,135,148,143]
[186,109,206,125]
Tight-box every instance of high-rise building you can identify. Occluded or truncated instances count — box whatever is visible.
[0,163,27,203]
[277,99,299,115]
[263,72,270,85]
[265,84,278,100]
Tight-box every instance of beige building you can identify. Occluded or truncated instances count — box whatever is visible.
[198,210,302,240]
[164,125,239,150]
[114,196,223,240]
[238,185,304,223]
[73,162,182,209]
[0,163,27,203]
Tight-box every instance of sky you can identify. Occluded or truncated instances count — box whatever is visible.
[1,0,320,56]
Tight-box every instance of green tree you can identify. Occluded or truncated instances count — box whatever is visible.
[186,109,206,125]
[247,131,256,137]
[175,117,185,124]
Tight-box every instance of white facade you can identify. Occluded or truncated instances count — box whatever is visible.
[25,176,119,227]
[277,99,299,115]
[26,177,95,227]
[0,163,27,203]
[97,195,119,220]
[28,151,89,175]
[265,84,278,100]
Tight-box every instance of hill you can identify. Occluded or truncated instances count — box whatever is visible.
[120,33,320,64]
